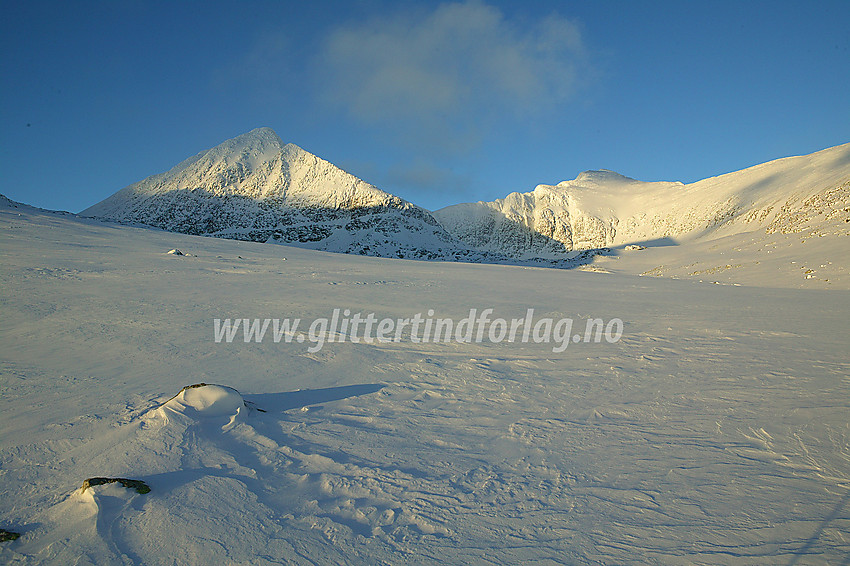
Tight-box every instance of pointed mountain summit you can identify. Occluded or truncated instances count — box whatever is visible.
[84,127,403,222]
[83,128,472,259]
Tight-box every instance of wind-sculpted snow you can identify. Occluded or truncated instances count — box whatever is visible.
[2,205,850,563]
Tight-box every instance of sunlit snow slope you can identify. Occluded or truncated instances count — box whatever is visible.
[1,201,848,564]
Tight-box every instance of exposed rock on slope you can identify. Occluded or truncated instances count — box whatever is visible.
[433,171,672,258]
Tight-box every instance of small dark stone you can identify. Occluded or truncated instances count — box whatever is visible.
[0,529,21,542]
[81,477,151,495]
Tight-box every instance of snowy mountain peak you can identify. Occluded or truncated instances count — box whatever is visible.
[187,127,285,172]
[81,129,480,260]
[230,126,283,147]
[571,170,638,185]
[244,125,281,140]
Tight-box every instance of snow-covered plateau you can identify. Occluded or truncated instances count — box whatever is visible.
[1,185,849,564]
[3,133,850,563]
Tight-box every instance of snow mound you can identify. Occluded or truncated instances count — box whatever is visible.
[166,249,184,256]
[153,383,248,431]
[162,383,244,418]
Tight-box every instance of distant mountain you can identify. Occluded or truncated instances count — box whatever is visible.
[82,128,849,266]
[0,193,17,208]
[433,171,679,259]
[1,192,73,215]
[434,144,850,259]
[82,128,480,260]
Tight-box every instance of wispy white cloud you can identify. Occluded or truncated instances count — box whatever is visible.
[316,1,591,145]
[218,1,593,198]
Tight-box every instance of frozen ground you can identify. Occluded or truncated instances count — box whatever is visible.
[1,203,849,564]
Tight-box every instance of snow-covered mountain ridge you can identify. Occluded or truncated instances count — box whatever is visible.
[434,143,850,259]
[79,129,849,279]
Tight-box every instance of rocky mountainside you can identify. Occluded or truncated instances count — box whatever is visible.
[82,128,482,260]
[433,171,676,258]
[434,144,850,259]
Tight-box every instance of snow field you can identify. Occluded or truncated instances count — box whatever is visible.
[1,204,849,564]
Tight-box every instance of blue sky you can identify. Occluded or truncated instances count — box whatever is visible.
[2,0,848,213]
